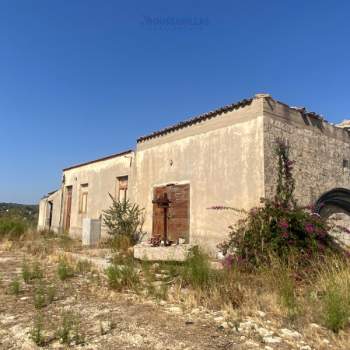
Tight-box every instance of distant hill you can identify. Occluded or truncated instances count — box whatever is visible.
[0,202,39,226]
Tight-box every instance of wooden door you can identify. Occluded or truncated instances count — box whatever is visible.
[152,187,167,239]
[64,186,72,232]
[152,184,190,242]
[168,184,190,242]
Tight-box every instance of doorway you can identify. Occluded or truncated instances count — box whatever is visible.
[152,184,190,243]
[63,186,72,232]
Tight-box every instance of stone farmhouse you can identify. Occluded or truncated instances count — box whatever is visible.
[38,93,350,254]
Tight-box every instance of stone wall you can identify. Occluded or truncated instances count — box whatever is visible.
[263,98,350,206]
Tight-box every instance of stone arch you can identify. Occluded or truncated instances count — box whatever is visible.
[315,188,350,218]
[315,188,350,246]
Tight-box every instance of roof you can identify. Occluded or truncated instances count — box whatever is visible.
[63,150,133,171]
[137,97,254,143]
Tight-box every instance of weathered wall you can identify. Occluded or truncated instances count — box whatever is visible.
[37,198,47,230]
[263,98,350,206]
[62,152,134,239]
[132,98,265,254]
[37,189,62,232]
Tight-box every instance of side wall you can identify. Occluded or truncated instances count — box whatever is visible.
[62,153,134,239]
[263,98,350,205]
[132,98,265,254]
[37,189,62,232]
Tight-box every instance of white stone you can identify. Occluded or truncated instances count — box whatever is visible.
[257,327,273,337]
[280,328,302,339]
[256,310,266,318]
[263,336,282,344]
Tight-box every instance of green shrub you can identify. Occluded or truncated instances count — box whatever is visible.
[0,217,27,239]
[215,140,341,268]
[57,258,74,281]
[29,314,45,346]
[103,196,145,245]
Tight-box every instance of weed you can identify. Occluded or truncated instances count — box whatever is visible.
[8,278,21,295]
[22,259,43,283]
[22,260,31,283]
[31,261,44,279]
[75,259,92,275]
[323,286,349,332]
[57,258,74,281]
[47,285,56,303]
[29,314,45,346]
[56,312,84,345]
[315,257,350,332]
[181,247,212,289]
[105,258,140,291]
[33,284,46,309]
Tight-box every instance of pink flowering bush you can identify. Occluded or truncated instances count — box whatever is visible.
[216,140,343,268]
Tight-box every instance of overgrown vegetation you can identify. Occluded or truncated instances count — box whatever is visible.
[103,196,145,246]
[57,257,75,281]
[105,256,140,291]
[22,259,43,283]
[216,140,345,268]
[8,277,21,295]
[56,312,85,345]
[28,314,45,346]
[0,203,38,239]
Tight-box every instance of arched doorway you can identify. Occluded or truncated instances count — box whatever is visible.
[315,188,350,246]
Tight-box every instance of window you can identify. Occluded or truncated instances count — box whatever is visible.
[117,176,128,202]
[343,159,349,168]
[79,184,88,213]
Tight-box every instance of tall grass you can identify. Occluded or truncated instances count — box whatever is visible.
[313,256,350,332]
[105,257,140,291]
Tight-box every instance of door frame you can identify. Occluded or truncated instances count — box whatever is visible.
[63,186,73,232]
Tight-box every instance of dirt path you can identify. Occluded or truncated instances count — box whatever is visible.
[0,250,244,350]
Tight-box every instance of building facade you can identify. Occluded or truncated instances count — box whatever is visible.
[38,94,350,253]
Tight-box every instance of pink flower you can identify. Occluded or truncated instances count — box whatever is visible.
[305,223,315,234]
[278,219,289,229]
[282,232,289,239]
[222,255,234,269]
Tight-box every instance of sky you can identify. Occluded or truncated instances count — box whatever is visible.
[1,0,350,204]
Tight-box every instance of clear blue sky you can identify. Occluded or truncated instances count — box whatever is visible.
[1,0,349,204]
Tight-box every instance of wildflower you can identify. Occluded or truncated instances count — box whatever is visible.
[222,255,233,269]
[281,232,289,239]
[305,223,315,234]
[278,219,289,229]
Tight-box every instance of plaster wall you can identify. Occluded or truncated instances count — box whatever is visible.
[62,152,134,239]
[37,189,62,232]
[132,98,265,254]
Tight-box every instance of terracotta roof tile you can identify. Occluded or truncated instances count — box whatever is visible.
[137,97,253,143]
